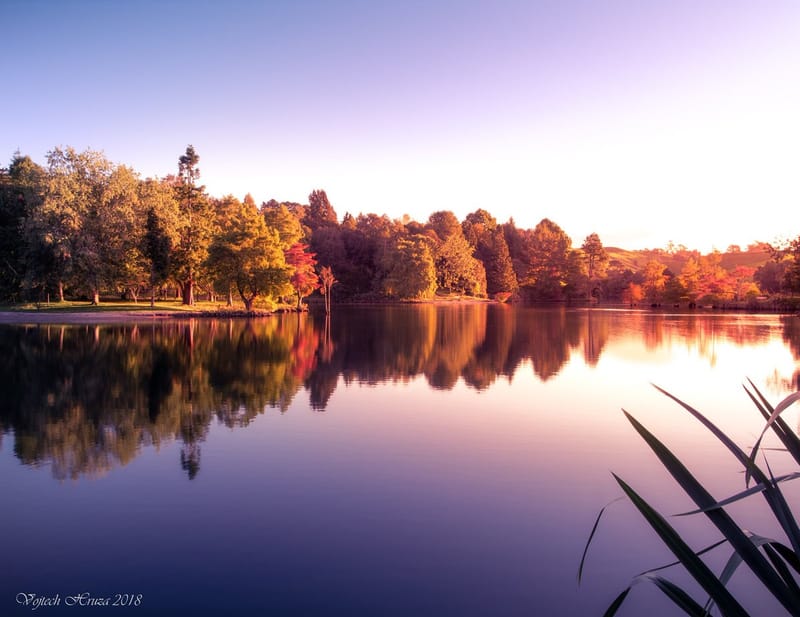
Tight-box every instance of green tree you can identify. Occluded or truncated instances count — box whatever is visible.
[381,235,437,300]
[1,154,43,301]
[477,227,516,297]
[263,202,305,249]
[140,178,180,307]
[782,236,800,294]
[31,147,141,305]
[206,197,288,311]
[434,232,487,296]
[306,189,338,229]
[173,145,213,305]
[754,260,787,295]
[462,210,516,297]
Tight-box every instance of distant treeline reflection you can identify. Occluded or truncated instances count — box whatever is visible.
[1,306,797,480]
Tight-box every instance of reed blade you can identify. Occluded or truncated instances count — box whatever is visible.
[578,497,624,585]
[647,575,709,616]
[623,412,800,614]
[613,473,750,617]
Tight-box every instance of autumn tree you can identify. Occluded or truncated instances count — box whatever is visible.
[679,256,702,303]
[525,218,572,300]
[727,266,756,301]
[285,243,320,310]
[641,259,667,303]
[427,210,462,241]
[697,251,732,302]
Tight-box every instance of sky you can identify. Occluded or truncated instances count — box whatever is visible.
[3,0,799,253]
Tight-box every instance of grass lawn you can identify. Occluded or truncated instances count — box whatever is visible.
[0,299,272,313]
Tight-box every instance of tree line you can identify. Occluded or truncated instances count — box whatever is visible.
[1,145,798,307]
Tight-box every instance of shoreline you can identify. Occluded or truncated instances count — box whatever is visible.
[0,301,795,325]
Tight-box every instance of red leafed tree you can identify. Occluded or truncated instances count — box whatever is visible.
[285,243,320,310]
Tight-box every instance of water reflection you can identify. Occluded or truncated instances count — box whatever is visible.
[0,307,797,480]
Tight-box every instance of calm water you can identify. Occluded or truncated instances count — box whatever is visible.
[1,306,799,616]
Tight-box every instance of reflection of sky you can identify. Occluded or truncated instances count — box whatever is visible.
[2,311,799,616]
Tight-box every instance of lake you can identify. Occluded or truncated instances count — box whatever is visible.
[1,305,799,616]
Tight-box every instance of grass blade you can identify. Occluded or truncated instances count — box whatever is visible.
[636,539,728,578]
[578,497,624,584]
[646,575,709,616]
[764,543,800,599]
[770,542,800,576]
[748,389,800,479]
[602,587,631,617]
[613,473,750,617]
[674,472,800,516]
[623,411,800,614]
[653,385,800,557]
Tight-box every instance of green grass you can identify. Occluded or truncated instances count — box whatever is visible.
[580,383,800,616]
[0,299,284,313]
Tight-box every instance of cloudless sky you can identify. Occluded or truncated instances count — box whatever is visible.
[3,0,799,252]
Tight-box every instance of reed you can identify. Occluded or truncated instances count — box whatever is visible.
[579,382,800,616]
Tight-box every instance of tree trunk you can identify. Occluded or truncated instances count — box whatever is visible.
[91,289,100,306]
[242,296,253,312]
[58,281,65,303]
[182,280,194,306]
[227,288,233,307]
[150,287,156,309]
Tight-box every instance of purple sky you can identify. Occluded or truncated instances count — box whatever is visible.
[4,0,799,252]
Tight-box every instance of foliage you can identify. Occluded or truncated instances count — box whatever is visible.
[285,242,320,309]
[306,189,338,229]
[432,223,487,296]
[206,197,288,311]
[263,202,306,249]
[319,265,337,314]
[381,235,438,300]
[641,260,668,303]
[523,218,572,300]
[173,145,214,305]
[580,384,800,616]
[0,145,793,306]
[582,233,609,282]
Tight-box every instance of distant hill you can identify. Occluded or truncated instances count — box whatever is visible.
[604,247,771,274]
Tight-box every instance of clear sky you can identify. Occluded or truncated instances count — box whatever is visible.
[3,0,799,252]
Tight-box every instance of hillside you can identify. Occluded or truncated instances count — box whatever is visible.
[605,247,771,274]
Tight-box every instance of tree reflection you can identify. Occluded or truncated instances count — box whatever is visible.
[0,307,796,480]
